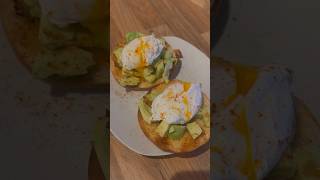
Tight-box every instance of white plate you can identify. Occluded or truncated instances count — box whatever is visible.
[110,36,210,156]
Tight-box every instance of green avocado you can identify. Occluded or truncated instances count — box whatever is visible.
[155,60,165,78]
[122,69,142,78]
[145,74,157,83]
[202,115,210,128]
[119,76,140,86]
[32,47,95,79]
[199,107,210,128]
[39,15,104,49]
[186,122,203,139]
[168,125,186,140]
[162,50,173,83]
[125,32,144,43]
[145,89,162,102]
[143,66,155,77]
[138,100,152,124]
[113,48,123,67]
[156,121,170,137]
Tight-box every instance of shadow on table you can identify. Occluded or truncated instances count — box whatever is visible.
[171,170,210,180]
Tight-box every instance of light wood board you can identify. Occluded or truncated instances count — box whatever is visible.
[110,0,210,179]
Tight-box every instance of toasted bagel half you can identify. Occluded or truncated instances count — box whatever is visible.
[111,37,182,90]
[0,0,108,86]
[138,80,210,153]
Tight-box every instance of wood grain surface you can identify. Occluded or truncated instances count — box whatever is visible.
[110,0,210,180]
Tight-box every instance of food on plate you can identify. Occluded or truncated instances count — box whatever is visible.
[0,0,108,83]
[138,80,210,153]
[212,57,296,179]
[111,32,182,89]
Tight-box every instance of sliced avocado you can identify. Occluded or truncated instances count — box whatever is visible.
[125,32,144,43]
[32,47,95,79]
[156,121,170,137]
[145,74,157,83]
[168,125,186,140]
[122,69,142,77]
[202,115,210,128]
[119,76,140,86]
[186,122,203,139]
[138,100,152,124]
[199,107,210,128]
[39,15,74,49]
[113,48,123,60]
[145,88,162,102]
[39,15,103,49]
[164,49,173,61]
[143,66,155,77]
[155,60,165,77]
[113,48,123,67]
[162,49,173,83]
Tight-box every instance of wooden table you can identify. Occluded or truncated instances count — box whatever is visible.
[110,0,210,180]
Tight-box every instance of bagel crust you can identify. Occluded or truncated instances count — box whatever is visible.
[138,80,210,153]
[0,0,107,85]
[111,38,182,90]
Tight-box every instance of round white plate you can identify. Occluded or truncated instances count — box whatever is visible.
[110,36,210,156]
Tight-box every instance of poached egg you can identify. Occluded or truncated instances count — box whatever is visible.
[151,81,203,124]
[212,59,295,180]
[121,35,164,70]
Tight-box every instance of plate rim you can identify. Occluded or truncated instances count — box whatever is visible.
[110,36,210,156]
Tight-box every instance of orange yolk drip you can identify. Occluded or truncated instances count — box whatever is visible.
[135,39,150,68]
[161,82,193,121]
[223,63,258,107]
[233,106,257,180]
[182,82,192,120]
[224,64,257,180]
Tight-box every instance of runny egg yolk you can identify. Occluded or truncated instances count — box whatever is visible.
[183,95,192,120]
[233,106,257,180]
[223,63,258,107]
[161,82,193,121]
[135,39,150,68]
[182,82,192,120]
[225,64,258,180]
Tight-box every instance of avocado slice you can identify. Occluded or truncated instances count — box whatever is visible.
[155,60,165,78]
[119,76,140,86]
[122,69,142,78]
[125,32,144,43]
[199,107,210,128]
[145,74,157,83]
[162,50,173,83]
[145,88,163,102]
[168,125,186,140]
[202,115,210,128]
[138,100,152,124]
[186,122,203,139]
[143,66,155,77]
[156,121,170,137]
[113,48,123,67]
[32,47,95,79]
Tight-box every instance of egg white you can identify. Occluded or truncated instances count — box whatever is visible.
[121,35,164,70]
[151,82,203,125]
[212,63,295,179]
